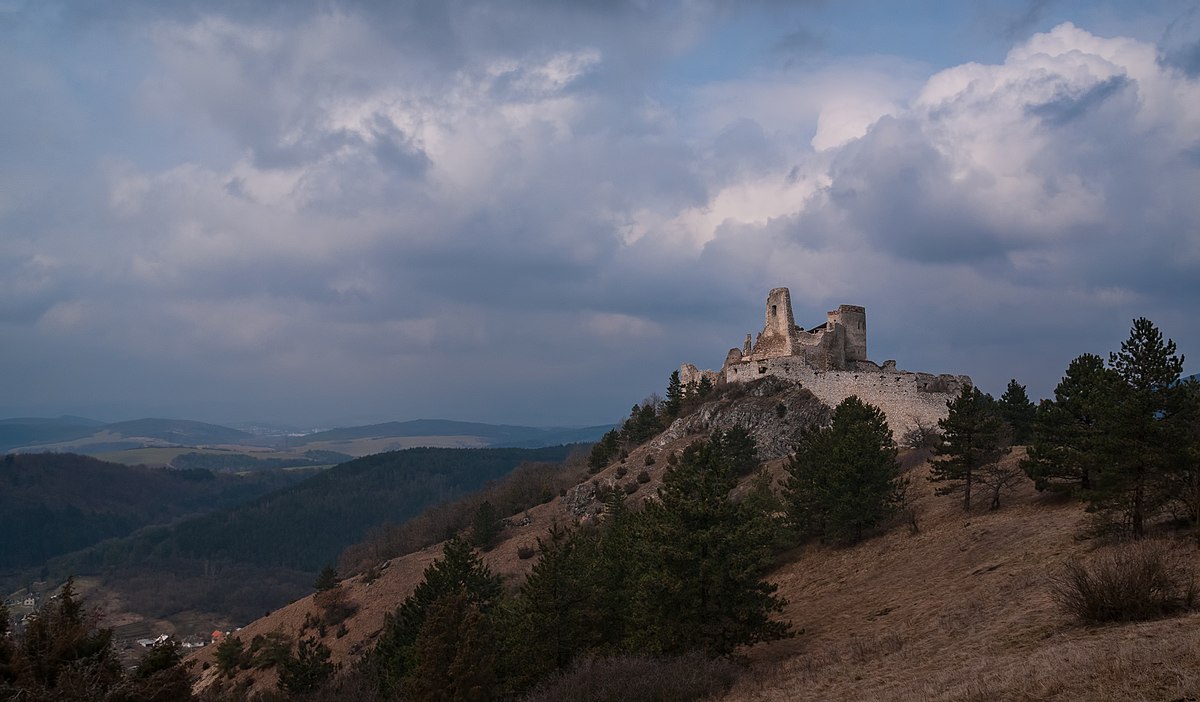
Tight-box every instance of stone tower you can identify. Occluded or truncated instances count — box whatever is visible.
[828,304,867,363]
[756,287,798,358]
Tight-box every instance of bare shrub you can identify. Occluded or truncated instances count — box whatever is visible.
[636,470,651,484]
[615,465,628,478]
[901,420,942,450]
[517,544,536,560]
[644,454,656,466]
[315,587,358,627]
[521,653,740,702]
[623,480,639,494]
[1050,540,1197,623]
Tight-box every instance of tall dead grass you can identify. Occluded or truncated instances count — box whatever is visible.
[1050,539,1197,623]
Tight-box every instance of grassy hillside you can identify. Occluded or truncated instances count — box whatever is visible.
[190,445,1200,701]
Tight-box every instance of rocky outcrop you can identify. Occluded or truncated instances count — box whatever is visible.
[652,376,831,460]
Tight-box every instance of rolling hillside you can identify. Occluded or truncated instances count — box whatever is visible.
[187,384,1200,701]
[3,415,612,462]
[38,445,581,632]
[0,452,313,573]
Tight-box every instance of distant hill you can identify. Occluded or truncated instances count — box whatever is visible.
[39,444,581,626]
[100,418,252,445]
[0,453,314,572]
[2,415,611,457]
[292,419,612,449]
[0,416,105,453]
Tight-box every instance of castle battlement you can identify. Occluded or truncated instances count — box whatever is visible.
[681,287,971,435]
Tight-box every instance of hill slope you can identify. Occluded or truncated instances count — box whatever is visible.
[189,394,1200,700]
[292,419,612,449]
[42,445,580,631]
[0,452,312,572]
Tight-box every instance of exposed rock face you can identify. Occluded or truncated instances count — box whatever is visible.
[652,376,831,460]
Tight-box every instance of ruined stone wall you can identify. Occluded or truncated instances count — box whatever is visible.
[679,362,720,388]
[723,356,968,436]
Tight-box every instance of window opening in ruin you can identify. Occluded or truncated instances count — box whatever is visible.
[771,305,777,317]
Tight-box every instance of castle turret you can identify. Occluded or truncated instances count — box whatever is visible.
[828,304,867,363]
[754,287,798,358]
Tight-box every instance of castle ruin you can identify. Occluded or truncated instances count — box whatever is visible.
[681,287,971,435]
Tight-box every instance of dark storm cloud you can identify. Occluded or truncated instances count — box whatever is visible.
[2,4,1199,425]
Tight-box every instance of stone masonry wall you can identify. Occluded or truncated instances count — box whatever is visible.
[723,356,969,437]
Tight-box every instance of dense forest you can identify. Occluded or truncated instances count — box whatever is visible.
[0,453,315,573]
[36,446,580,622]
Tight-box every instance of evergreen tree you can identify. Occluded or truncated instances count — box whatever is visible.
[406,589,499,702]
[665,370,684,418]
[621,402,663,446]
[126,638,195,702]
[929,385,1010,511]
[713,425,760,477]
[697,375,714,398]
[1022,354,1123,492]
[997,379,1037,444]
[504,523,602,688]
[214,636,245,678]
[368,536,502,697]
[277,637,338,696]
[6,577,122,698]
[626,434,789,656]
[1172,379,1200,529]
[1093,318,1188,536]
[587,429,621,474]
[784,396,904,542]
[0,602,13,686]
[469,500,502,551]
[313,565,340,592]
[132,639,183,680]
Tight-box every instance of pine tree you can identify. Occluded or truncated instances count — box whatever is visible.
[406,589,499,702]
[277,637,338,696]
[8,577,122,697]
[784,396,904,541]
[664,370,684,418]
[587,429,621,474]
[0,601,13,686]
[504,523,601,688]
[1093,318,1188,536]
[1022,354,1122,492]
[714,425,759,477]
[313,565,340,592]
[929,385,1010,511]
[997,379,1036,444]
[626,434,789,656]
[469,500,502,551]
[215,636,245,678]
[368,537,502,697]
[1172,379,1200,529]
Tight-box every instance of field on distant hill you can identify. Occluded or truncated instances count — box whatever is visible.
[3,415,612,464]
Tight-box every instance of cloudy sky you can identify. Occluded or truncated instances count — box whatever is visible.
[2,0,1199,428]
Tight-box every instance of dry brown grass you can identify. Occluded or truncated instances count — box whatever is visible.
[722,451,1200,702]
[191,445,1200,701]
